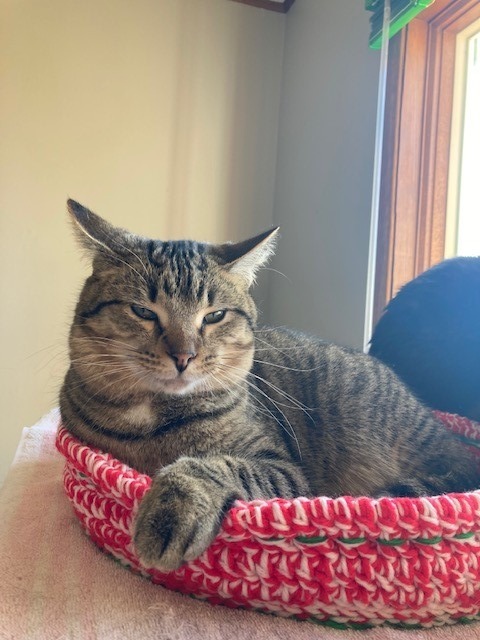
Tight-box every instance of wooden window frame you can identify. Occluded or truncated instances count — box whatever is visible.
[373,0,480,324]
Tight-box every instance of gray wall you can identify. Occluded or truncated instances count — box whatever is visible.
[266,0,379,348]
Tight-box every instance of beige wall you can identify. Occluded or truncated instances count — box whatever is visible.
[267,0,378,348]
[0,0,285,480]
[0,0,381,481]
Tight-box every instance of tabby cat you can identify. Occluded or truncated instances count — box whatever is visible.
[60,200,479,572]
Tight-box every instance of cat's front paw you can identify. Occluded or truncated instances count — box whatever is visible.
[133,461,234,572]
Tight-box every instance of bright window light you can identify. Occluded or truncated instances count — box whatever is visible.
[456,29,480,256]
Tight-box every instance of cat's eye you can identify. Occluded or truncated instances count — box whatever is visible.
[203,310,226,325]
[131,304,158,321]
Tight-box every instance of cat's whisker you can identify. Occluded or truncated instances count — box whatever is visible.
[68,357,135,367]
[221,362,317,430]
[71,346,141,358]
[25,341,67,360]
[66,367,135,389]
[108,251,150,288]
[32,351,69,374]
[72,336,140,351]
[262,267,292,283]
[220,361,315,415]
[216,364,302,458]
[217,370,289,430]
[231,378,302,459]
[80,368,146,403]
[65,365,137,393]
[214,367,269,414]
[254,334,305,360]
[208,372,234,397]
[253,346,307,352]
[25,344,67,361]
[69,367,150,431]
[69,353,135,361]
[248,372,315,414]
[120,367,154,399]
[108,235,151,280]
[252,358,321,373]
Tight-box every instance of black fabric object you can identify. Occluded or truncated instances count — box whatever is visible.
[369,257,480,421]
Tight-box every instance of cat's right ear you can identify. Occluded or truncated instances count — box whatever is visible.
[212,228,279,287]
[67,199,128,257]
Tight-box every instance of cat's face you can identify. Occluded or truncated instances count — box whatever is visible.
[67,200,277,398]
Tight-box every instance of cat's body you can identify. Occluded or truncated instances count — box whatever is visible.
[62,328,468,498]
[370,257,480,422]
[60,200,479,572]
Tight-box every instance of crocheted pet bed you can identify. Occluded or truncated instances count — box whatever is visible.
[56,412,480,630]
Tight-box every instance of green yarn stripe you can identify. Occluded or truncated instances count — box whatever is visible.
[296,535,328,544]
[263,531,476,545]
[308,613,480,631]
[196,588,480,631]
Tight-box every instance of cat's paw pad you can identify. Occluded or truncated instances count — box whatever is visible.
[133,469,224,572]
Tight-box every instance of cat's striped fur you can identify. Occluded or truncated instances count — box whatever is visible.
[60,200,479,571]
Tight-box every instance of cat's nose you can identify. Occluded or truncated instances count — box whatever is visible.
[170,352,197,373]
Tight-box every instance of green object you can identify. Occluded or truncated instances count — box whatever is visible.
[366,0,435,49]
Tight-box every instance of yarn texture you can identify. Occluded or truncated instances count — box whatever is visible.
[56,412,480,629]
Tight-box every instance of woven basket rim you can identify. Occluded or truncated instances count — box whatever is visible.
[56,412,480,542]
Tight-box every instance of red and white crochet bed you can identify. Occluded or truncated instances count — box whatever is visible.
[56,412,480,629]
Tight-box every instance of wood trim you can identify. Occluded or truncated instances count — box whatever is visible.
[373,0,480,324]
[229,0,296,13]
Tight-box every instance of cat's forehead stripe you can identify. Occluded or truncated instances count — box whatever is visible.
[148,240,206,264]
[146,240,160,266]
[144,241,209,302]
[148,280,158,303]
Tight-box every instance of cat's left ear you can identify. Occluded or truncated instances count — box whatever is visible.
[212,228,279,287]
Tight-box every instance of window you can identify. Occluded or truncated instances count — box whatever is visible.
[373,0,480,324]
[446,19,480,257]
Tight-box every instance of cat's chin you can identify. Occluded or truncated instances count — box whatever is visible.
[154,373,235,397]
[152,375,206,397]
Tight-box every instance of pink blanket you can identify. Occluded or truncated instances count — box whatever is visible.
[1,409,479,640]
